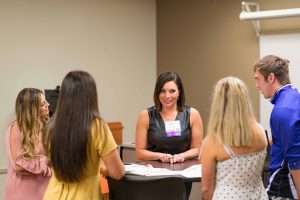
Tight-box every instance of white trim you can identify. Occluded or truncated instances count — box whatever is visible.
[288,173,298,199]
[239,2,300,36]
[240,8,300,21]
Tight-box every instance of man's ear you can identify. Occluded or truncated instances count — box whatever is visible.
[268,73,276,83]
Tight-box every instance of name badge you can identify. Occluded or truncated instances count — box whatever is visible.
[165,120,181,137]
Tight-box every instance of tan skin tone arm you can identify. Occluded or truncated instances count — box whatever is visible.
[290,170,300,198]
[135,108,203,163]
[101,149,125,180]
[201,136,217,200]
[135,110,173,162]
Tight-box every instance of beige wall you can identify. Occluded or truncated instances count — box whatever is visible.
[0,0,156,198]
[157,0,300,133]
[1,0,300,198]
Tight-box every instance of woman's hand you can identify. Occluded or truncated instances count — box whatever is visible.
[157,153,173,163]
[173,153,185,163]
[100,164,109,177]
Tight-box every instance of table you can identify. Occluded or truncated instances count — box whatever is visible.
[109,159,201,200]
[119,143,201,182]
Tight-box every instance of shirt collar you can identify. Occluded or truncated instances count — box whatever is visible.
[270,84,292,104]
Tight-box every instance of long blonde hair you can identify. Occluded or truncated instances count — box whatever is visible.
[207,77,256,147]
[15,88,49,158]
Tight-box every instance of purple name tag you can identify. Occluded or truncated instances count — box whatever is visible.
[165,120,181,137]
[166,131,181,137]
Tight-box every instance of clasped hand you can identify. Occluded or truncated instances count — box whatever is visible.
[158,153,185,163]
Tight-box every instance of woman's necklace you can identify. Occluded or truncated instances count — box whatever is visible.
[160,110,178,121]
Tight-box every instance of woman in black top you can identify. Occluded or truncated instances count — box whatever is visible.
[135,72,203,163]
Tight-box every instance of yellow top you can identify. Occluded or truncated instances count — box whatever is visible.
[43,120,117,200]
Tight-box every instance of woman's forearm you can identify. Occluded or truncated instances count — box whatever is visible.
[136,149,173,162]
[182,147,200,160]
[136,148,159,161]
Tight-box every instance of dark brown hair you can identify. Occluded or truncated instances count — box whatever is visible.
[46,70,101,182]
[153,72,185,111]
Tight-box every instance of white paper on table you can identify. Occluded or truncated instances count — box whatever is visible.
[124,163,201,178]
[172,164,202,178]
[125,164,175,176]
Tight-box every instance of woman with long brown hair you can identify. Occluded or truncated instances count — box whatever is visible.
[43,70,124,200]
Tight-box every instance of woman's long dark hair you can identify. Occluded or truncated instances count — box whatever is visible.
[46,70,100,182]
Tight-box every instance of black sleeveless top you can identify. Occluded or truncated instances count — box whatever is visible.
[147,106,191,155]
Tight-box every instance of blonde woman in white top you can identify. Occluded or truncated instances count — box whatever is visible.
[201,77,268,200]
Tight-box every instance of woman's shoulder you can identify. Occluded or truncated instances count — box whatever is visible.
[147,106,156,111]
[203,135,220,145]
[9,120,18,127]
[252,122,268,147]
[8,121,20,135]
[188,107,202,122]
[136,109,150,127]
[136,106,155,118]
[137,109,150,119]
[189,107,200,114]
[202,135,225,158]
[184,106,200,115]
[92,118,107,135]
[147,106,159,117]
